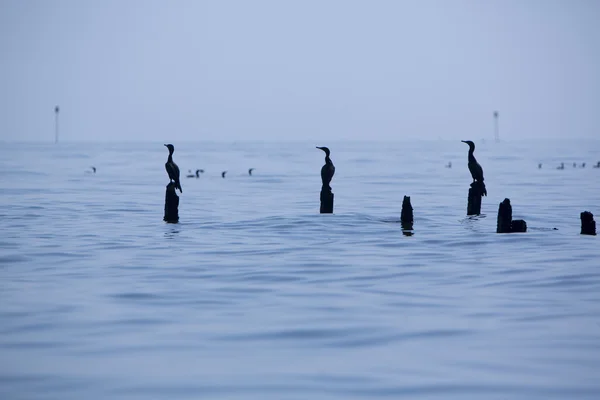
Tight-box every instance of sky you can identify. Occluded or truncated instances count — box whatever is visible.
[1,0,599,142]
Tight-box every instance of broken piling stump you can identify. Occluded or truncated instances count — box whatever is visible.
[497,198,527,233]
[163,182,179,223]
[467,181,485,215]
[401,195,414,232]
[581,211,596,235]
[320,188,334,214]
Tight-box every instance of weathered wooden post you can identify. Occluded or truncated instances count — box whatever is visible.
[401,195,413,230]
[497,198,512,233]
[497,198,527,233]
[163,182,179,223]
[511,219,527,233]
[320,189,334,214]
[467,181,484,215]
[581,211,596,235]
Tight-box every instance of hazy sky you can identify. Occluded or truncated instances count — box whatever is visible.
[1,0,599,142]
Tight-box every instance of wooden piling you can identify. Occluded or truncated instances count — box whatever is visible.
[467,181,485,215]
[163,182,179,223]
[401,195,414,231]
[511,219,527,233]
[320,188,334,214]
[497,198,512,233]
[497,198,527,233]
[581,211,596,235]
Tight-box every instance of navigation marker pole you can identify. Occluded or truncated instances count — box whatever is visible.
[493,111,499,143]
[54,105,60,144]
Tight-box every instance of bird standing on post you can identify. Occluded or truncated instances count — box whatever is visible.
[461,140,487,196]
[164,144,182,193]
[316,146,335,190]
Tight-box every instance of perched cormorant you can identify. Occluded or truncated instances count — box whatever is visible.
[316,146,335,190]
[248,168,255,176]
[461,140,487,196]
[164,144,182,193]
[557,162,565,170]
[221,171,227,178]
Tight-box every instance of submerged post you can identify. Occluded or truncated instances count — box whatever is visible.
[497,198,512,233]
[401,195,413,232]
[163,182,179,223]
[581,211,596,235]
[467,181,484,215]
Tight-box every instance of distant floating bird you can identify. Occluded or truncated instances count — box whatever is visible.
[538,163,542,169]
[445,162,452,169]
[594,162,600,168]
[581,163,586,168]
[164,144,182,193]
[248,168,255,176]
[91,166,96,173]
[221,171,227,178]
[461,140,487,196]
[195,169,204,177]
[186,169,195,178]
[316,146,335,190]
[557,162,565,170]
[573,162,577,168]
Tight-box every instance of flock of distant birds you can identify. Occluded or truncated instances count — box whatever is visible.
[445,161,600,170]
[84,144,600,192]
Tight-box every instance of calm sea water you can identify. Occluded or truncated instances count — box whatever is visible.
[1,140,599,399]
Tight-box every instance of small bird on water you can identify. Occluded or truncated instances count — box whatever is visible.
[248,168,255,176]
[557,162,565,170]
[445,162,452,169]
[164,144,182,193]
[316,146,335,190]
[461,140,487,196]
[221,171,227,178]
[594,161,600,168]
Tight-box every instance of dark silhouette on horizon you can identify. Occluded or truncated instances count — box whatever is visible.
[186,169,195,178]
[594,162,600,168]
[557,162,565,170]
[445,162,452,168]
[164,144,182,193]
[316,146,335,190]
[248,168,255,176]
[186,169,204,178]
[538,163,542,169]
[461,140,487,196]
[221,171,227,178]
[91,166,96,173]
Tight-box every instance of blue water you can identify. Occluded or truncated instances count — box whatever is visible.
[1,140,599,399]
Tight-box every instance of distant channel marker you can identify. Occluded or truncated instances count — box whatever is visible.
[54,105,60,144]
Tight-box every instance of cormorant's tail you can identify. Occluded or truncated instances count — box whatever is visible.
[482,182,487,197]
[176,181,183,193]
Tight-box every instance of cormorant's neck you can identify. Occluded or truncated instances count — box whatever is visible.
[467,148,475,162]
[325,155,332,164]
[167,153,173,162]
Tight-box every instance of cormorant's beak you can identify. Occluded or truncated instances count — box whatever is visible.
[461,140,467,144]
[164,144,168,147]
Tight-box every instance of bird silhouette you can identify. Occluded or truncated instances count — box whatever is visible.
[316,146,335,191]
[461,140,487,196]
[164,144,182,193]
